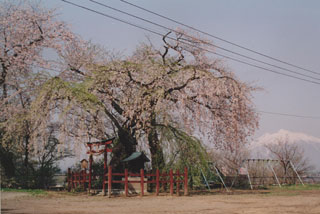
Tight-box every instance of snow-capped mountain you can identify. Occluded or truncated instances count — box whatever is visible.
[250,129,320,171]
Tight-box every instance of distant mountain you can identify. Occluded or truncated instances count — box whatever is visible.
[249,129,320,171]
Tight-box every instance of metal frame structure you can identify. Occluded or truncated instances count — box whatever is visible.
[231,159,304,189]
[201,162,229,192]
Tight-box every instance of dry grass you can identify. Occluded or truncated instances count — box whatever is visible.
[2,186,320,214]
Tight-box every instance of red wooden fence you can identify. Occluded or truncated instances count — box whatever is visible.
[67,167,188,197]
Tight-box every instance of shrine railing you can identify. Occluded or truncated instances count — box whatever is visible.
[67,167,188,197]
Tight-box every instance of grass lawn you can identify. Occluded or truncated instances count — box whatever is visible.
[1,188,47,196]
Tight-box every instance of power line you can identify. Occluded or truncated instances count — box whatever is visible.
[27,65,320,119]
[23,1,320,121]
[119,0,320,77]
[61,0,320,86]
[28,65,320,120]
[88,0,320,82]
[257,110,320,120]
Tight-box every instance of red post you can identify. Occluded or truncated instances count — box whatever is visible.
[176,169,180,196]
[74,172,77,188]
[68,168,71,192]
[76,173,79,188]
[103,148,107,196]
[156,169,160,196]
[170,169,174,196]
[78,173,80,187]
[125,169,128,197]
[71,171,74,189]
[82,170,85,190]
[140,169,144,197]
[184,167,188,196]
[162,171,165,192]
[88,154,93,193]
[108,166,112,198]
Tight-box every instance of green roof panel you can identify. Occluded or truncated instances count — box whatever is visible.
[121,152,150,162]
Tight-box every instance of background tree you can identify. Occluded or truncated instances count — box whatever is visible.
[210,145,250,176]
[0,0,75,187]
[264,136,314,184]
[30,30,259,182]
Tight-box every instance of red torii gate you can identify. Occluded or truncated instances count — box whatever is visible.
[86,137,114,193]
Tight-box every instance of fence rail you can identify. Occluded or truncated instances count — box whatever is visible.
[67,167,188,197]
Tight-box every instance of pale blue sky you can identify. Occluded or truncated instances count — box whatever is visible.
[45,0,320,140]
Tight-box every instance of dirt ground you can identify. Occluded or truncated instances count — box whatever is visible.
[2,190,320,214]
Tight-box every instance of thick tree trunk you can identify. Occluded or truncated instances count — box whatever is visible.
[24,134,30,187]
[148,114,165,171]
[1,62,8,99]
[109,128,137,172]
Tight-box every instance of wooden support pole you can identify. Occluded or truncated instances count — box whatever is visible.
[82,170,85,190]
[289,161,305,186]
[170,169,174,196]
[162,171,165,192]
[77,173,79,188]
[71,171,74,189]
[140,169,144,197]
[108,166,112,198]
[103,149,107,196]
[75,173,77,188]
[246,163,253,190]
[176,169,180,196]
[75,172,79,188]
[88,154,93,193]
[184,167,188,196]
[125,169,128,197]
[156,169,160,196]
[68,168,71,192]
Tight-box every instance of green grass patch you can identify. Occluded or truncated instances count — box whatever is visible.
[1,188,48,196]
[269,184,320,191]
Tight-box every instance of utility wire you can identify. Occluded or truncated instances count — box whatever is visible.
[24,64,320,120]
[257,110,320,120]
[89,0,320,82]
[61,0,320,86]
[120,0,320,76]
[28,64,320,120]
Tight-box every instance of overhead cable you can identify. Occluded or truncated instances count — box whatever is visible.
[90,0,320,81]
[61,0,320,86]
[120,0,320,76]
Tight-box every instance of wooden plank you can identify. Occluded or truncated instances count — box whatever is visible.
[82,170,86,190]
[67,168,71,192]
[176,169,180,196]
[125,169,128,197]
[108,166,112,198]
[89,154,93,193]
[103,146,107,196]
[112,173,125,176]
[127,180,139,184]
[184,167,188,196]
[170,169,174,196]
[156,169,159,196]
[112,180,125,184]
[140,169,144,197]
